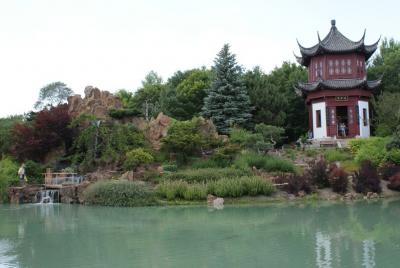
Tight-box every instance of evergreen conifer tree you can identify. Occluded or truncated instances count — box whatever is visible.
[202,44,252,134]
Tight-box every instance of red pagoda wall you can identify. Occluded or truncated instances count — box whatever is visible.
[308,53,366,82]
[306,88,372,138]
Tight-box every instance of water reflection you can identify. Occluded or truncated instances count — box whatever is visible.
[0,239,18,267]
[315,232,332,268]
[362,240,376,268]
[0,200,399,267]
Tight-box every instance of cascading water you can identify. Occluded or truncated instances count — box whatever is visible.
[37,190,60,204]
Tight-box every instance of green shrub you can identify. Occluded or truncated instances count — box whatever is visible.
[156,180,188,200]
[349,137,389,167]
[123,148,154,171]
[24,160,44,184]
[84,180,157,207]
[156,180,207,200]
[323,149,352,163]
[162,163,178,173]
[157,176,275,200]
[209,143,241,167]
[230,125,284,152]
[254,123,285,146]
[161,118,205,163]
[0,157,19,203]
[385,149,400,165]
[234,152,295,173]
[230,127,253,145]
[183,183,207,200]
[72,119,146,172]
[191,158,221,169]
[164,168,251,182]
[208,176,275,197]
[108,108,141,119]
[209,178,243,197]
[305,149,319,158]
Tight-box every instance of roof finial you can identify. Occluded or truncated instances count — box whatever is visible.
[331,19,336,27]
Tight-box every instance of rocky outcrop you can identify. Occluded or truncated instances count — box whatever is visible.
[67,86,122,119]
[197,117,219,140]
[146,113,173,150]
[8,186,42,204]
[59,181,91,204]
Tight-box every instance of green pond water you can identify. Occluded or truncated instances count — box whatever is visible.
[1,200,400,268]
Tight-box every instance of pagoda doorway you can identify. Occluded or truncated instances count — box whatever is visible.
[336,106,348,138]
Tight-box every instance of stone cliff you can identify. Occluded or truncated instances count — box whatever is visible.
[67,86,122,119]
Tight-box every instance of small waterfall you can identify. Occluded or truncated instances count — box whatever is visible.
[37,190,60,204]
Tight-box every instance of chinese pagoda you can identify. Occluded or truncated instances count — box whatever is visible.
[294,20,381,139]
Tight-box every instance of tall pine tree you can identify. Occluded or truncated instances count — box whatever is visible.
[202,44,252,134]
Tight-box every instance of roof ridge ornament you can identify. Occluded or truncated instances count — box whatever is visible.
[331,19,336,27]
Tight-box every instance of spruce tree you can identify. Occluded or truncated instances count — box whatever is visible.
[202,44,252,134]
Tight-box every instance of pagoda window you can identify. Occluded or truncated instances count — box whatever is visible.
[347,59,352,74]
[347,67,352,74]
[316,110,322,128]
[319,61,323,77]
[341,59,346,74]
[315,62,318,78]
[328,60,334,75]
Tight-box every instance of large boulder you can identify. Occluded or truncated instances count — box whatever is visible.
[146,112,173,150]
[67,86,122,119]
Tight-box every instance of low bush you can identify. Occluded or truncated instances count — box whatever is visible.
[84,180,157,207]
[308,159,329,188]
[164,168,251,182]
[229,127,253,145]
[379,164,400,181]
[161,118,212,163]
[305,149,319,158]
[388,173,400,191]
[208,176,275,198]
[328,165,348,194]
[385,149,400,165]
[156,180,189,200]
[234,152,295,173]
[353,160,381,194]
[183,183,208,200]
[109,108,141,119]
[156,176,275,200]
[210,143,241,167]
[341,160,359,173]
[191,158,221,169]
[349,137,389,167]
[123,148,154,171]
[323,149,352,163]
[276,173,313,195]
[162,163,178,173]
[0,157,19,203]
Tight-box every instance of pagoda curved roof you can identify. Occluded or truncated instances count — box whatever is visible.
[295,20,380,66]
[295,77,381,95]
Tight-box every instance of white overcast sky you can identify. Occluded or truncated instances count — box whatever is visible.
[0,0,398,117]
